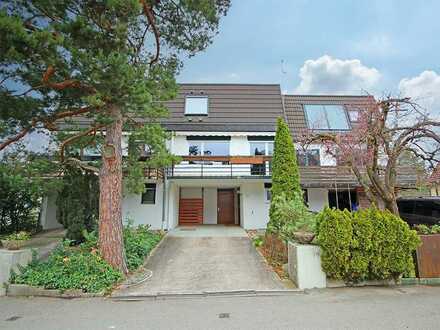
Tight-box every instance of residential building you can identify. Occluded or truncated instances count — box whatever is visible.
[40,83,417,231]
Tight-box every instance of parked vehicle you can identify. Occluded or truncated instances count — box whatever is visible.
[397,197,440,226]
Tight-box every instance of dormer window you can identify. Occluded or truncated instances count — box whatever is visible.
[304,104,350,130]
[185,96,208,115]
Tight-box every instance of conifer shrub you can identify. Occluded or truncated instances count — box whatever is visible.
[317,206,420,283]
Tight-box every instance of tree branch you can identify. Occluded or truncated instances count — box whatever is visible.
[140,0,160,65]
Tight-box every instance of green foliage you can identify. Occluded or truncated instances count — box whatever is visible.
[10,223,163,292]
[3,231,30,241]
[269,192,316,240]
[11,242,123,293]
[0,154,58,235]
[317,207,421,283]
[252,235,264,247]
[414,224,440,235]
[269,118,302,233]
[56,166,99,242]
[123,220,163,271]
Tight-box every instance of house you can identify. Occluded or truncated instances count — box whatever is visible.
[429,163,440,196]
[39,83,417,231]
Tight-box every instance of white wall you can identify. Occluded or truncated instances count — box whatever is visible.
[203,188,217,224]
[122,181,164,229]
[171,135,189,155]
[167,182,179,229]
[40,193,63,230]
[240,182,270,229]
[307,188,329,212]
[180,187,202,198]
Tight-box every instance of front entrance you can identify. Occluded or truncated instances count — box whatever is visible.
[217,189,235,225]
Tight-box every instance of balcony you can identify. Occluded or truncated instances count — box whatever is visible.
[165,156,418,188]
[166,156,272,179]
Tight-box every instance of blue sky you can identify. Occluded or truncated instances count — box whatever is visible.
[178,0,440,112]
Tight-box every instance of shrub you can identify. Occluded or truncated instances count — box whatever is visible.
[317,207,420,283]
[269,118,302,234]
[3,231,31,241]
[0,164,41,235]
[270,192,317,241]
[56,166,99,242]
[414,224,440,235]
[11,242,122,293]
[123,221,162,271]
[10,223,163,292]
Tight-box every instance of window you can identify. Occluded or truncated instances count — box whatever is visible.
[249,141,274,175]
[141,183,156,204]
[304,104,350,130]
[185,96,208,115]
[296,149,320,166]
[188,140,230,156]
[348,110,359,122]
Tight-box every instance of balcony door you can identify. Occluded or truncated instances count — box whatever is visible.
[217,189,235,225]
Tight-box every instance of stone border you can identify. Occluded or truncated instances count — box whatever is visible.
[401,277,440,286]
[6,284,105,298]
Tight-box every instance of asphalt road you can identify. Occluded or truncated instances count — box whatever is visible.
[1,286,440,330]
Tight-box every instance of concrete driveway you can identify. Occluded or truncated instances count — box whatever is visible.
[114,226,285,296]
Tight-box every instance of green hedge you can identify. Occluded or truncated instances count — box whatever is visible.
[317,207,420,283]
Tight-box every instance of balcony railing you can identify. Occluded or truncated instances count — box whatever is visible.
[166,156,272,178]
[165,156,418,188]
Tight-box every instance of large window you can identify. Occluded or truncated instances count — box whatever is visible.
[185,96,208,115]
[296,149,320,166]
[304,104,350,130]
[141,183,156,204]
[188,140,230,156]
[249,140,274,175]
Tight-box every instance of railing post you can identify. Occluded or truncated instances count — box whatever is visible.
[230,160,233,178]
[201,157,203,178]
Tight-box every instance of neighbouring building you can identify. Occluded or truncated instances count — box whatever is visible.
[40,83,417,230]
[429,163,440,196]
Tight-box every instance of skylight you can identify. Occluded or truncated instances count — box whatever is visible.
[304,104,350,130]
[185,96,208,115]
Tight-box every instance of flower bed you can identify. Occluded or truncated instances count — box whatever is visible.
[10,224,163,293]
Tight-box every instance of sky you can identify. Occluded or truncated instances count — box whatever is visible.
[177,0,440,115]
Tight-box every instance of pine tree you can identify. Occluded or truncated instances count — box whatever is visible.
[0,0,230,273]
[268,117,302,232]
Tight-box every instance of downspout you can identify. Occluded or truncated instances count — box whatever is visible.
[161,168,167,230]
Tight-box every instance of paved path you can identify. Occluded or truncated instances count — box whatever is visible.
[2,286,440,329]
[114,226,284,296]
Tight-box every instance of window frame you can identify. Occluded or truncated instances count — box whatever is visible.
[184,96,209,116]
[304,104,351,131]
[141,183,156,205]
[296,149,321,166]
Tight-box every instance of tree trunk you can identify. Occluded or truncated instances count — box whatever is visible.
[384,198,399,215]
[98,105,128,274]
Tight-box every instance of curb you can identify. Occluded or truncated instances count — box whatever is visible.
[111,289,305,301]
[6,284,105,298]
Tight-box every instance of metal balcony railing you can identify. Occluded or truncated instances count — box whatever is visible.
[166,156,272,178]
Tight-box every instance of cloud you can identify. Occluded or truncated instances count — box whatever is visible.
[294,55,381,94]
[398,70,440,118]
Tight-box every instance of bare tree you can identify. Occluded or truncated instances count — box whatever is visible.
[299,96,440,214]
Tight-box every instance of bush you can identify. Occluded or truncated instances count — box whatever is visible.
[270,192,316,241]
[10,223,163,292]
[317,207,420,283]
[123,222,163,271]
[0,164,41,235]
[11,242,122,293]
[414,224,440,235]
[56,166,99,242]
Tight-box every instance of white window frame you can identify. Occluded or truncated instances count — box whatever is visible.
[304,104,351,130]
[188,140,230,156]
[184,96,208,115]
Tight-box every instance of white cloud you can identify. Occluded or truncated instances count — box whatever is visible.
[398,70,440,118]
[294,55,381,94]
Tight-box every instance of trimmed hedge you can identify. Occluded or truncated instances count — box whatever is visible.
[317,207,420,283]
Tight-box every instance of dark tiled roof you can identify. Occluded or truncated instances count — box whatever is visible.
[429,163,440,184]
[161,84,284,132]
[282,94,375,139]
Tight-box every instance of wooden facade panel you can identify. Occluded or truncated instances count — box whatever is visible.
[417,235,440,278]
[179,198,203,225]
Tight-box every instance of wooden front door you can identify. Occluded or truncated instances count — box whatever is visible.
[217,189,235,225]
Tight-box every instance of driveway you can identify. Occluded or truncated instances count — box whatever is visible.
[114,226,285,296]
